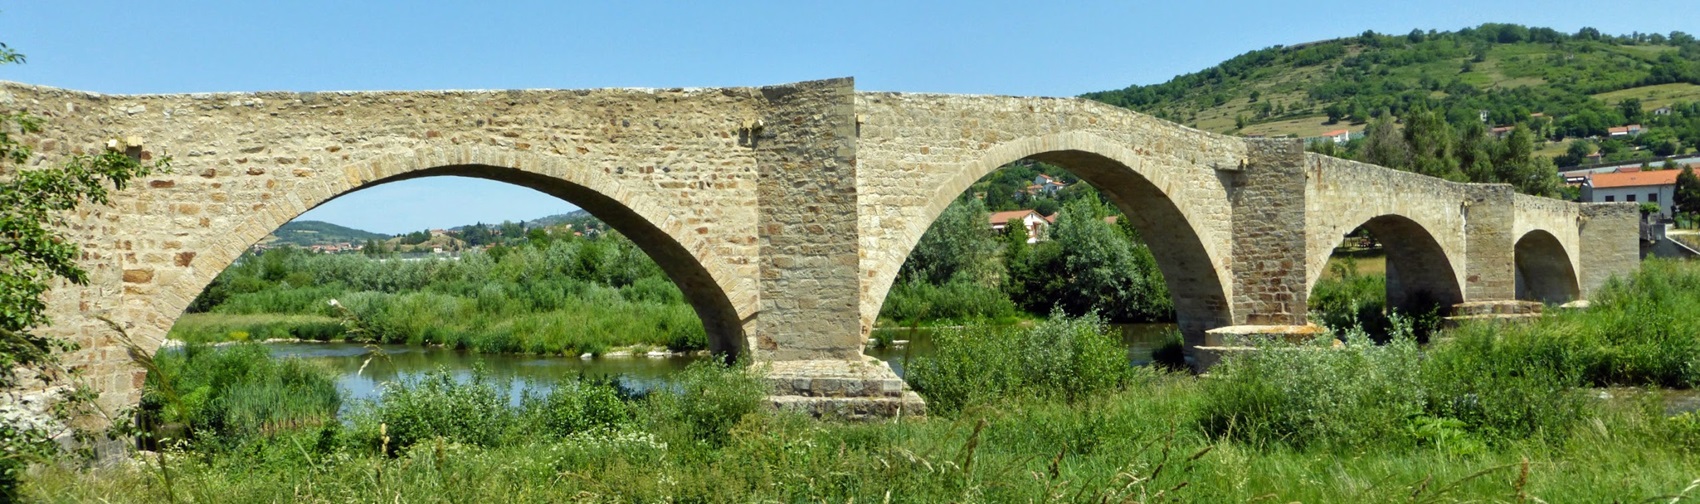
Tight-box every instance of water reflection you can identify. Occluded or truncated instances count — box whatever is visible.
[266,343,698,405]
[268,323,1178,406]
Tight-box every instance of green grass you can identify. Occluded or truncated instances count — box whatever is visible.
[1594,82,1700,110]
[166,313,346,344]
[28,258,1700,502]
[27,358,1700,502]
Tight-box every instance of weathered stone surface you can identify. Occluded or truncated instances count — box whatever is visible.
[1,78,1639,421]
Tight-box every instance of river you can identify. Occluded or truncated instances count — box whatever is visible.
[265,323,1178,404]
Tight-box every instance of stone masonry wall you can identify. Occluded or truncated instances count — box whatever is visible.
[854,93,1246,345]
[751,78,862,361]
[1230,139,1309,324]
[3,81,775,415]
[1303,154,1473,299]
[1578,202,1642,297]
[1511,192,1583,291]
[1463,185,1518,300]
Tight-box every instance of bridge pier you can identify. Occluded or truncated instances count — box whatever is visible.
[746,78,926,416]
[1228,139,1311,326]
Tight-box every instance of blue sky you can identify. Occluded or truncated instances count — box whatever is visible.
[4,1,1691,234]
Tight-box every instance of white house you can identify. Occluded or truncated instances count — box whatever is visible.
[1582,169,1680,217]
[988,209,1054,243]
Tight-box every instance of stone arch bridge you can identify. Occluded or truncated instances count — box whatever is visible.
[7,78,1638,416]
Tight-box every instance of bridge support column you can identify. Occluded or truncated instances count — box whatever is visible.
[1228,139,1311,325]
[749,78,923,417]
[1578,203,1640,297]
[1464,186,1516,301]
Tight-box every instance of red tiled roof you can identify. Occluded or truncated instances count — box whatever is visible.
[1320,129,1349,137]
[1589,170,1680,189]
[988,209,1039,226]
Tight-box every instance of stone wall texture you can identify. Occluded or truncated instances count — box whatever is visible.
[0,79,1640,417]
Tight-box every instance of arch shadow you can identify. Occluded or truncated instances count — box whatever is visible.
[1514,230,1581,304]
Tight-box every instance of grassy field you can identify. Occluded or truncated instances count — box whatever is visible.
[1594,82,1700,110]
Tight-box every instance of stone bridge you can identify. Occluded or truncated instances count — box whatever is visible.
[6,78,1639,417]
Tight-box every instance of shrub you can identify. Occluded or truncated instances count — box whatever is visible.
[1199,324,1425,450]
[524,377,633,437]
[142,343,340,448]
[878,279,1021,325]
[1420,328,1591,443]
[908,313,1135,415]
[647,361,766,444]
[364,365,512,452]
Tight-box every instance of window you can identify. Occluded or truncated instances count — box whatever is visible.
[1649,193,1658,202]
[1605,195,1615,202]
[1628,194,1637,202]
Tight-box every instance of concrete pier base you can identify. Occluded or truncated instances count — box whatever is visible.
[1444,300,1544,327]
[765,358,925,420]
[1193,324,1329,370]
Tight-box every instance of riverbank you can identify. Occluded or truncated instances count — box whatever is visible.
[26,323,1700,501]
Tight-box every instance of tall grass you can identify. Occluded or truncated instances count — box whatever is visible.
[907,313,1140,415]
[1445,258,1700,388]
[140,343,340,449]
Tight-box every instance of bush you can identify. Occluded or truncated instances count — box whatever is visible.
[877,279,1021,325]
[1420,328,1591,443]
[361,365,512,452]
[1199,324,1425,450]
[523,377,633,437]
[142,343,341,448]
[908,313,1136,415]
[647,361,766,444]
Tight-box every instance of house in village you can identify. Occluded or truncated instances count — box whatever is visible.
[1582,169,1681,218]
[1303,129,1358,146]
[1607,124,1644,138]
[989,209,1055,244]
[1024,174,1068,196]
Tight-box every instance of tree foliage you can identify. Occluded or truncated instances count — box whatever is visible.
[1677,164,1700,215]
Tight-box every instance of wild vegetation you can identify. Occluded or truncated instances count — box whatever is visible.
[879,188,1171,326]
[1087,24,1700,201]
[26,263,1700,500]
[182,232,707,356]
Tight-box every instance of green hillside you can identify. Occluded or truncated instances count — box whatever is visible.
[266,220,389,247]
[1084,24,1700,146]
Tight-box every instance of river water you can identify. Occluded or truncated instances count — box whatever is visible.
[265,323,1178,404]
[265,325,1700,415]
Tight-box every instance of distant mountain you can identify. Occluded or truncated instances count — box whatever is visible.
[266,220,389,247]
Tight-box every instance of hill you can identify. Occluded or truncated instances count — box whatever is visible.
[265,220,389,247]
[1083,24,1700,150]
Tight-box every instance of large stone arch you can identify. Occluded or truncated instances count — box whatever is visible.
[141,147,753,357]
[862,130,1235,343]
[1310,214,1465,313]
[1303,155,1470,307]
[1514,229,1581,304]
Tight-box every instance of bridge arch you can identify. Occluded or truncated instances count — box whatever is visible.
[1310,214,1465,314]
[864,130,1234,342]
[148,147,750,357]
[1514,229,1581,304]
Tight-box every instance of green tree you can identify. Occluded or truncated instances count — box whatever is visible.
[1047,198,1171,322]
[1362,113,1409,169]
[1618,98,1644,125]
[899,197,999,287]
[1676,164,1700,215]
[1402,105,1462,181]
